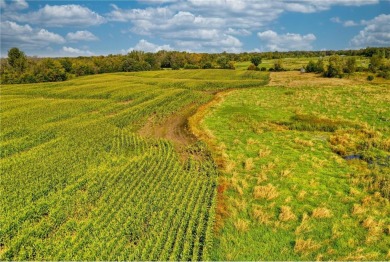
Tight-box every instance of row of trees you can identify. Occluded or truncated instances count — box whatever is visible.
[1,47,390,84]
[305,53,390,79]
[1,48,243,84]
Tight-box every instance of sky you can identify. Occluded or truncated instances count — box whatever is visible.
[0,0,389,57]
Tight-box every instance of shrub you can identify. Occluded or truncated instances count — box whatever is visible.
[260,67,267,71]
[202,62,213,69]
[250,56,262,67]
[184,63,200,69]
[367,75,374,81]
[247,64,258,71]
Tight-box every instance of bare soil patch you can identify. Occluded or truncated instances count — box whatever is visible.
[139,104,198,154]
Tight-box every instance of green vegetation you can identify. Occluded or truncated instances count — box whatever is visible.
[2,47,390,84]
[0,69,268,260]
[1,52,389,261]
[199,73,390,260]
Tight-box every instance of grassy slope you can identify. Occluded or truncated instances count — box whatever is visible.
[0,70,267,260]
[200,72,390,260]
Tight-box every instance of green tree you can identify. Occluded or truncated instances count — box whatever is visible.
[324,55,344,78]
[8,47,27,72]
[369,54,383,73]
[305,60,317,72]
[344,57,356,74]
[250,56,262,67]
[34,59,67,82]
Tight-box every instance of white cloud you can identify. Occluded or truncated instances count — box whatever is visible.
[66,31,98,42]
[106,0,378,52]
[331,17,359,27]
[344,20,359,27]
[226,28,251,36]
[11,4,106,27]
[62,46,93,56]
[258,30,316,51]
[350,14,390,48]
[1,20,65,52]
[124,39,173,53]
[12,0,28,10]
[0,0,28,10]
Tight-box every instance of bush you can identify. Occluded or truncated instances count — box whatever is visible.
[260,67,267,71]
[171,63,180,70]
[323,55,344,78]
[273,59,285,72]
[184,64,200,69]
[367,75,374,81]
[202,62,213,69]
[247,64,258,71]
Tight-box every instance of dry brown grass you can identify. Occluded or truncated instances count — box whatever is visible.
[362,217,383,244]
[231,198,247,212]
[297,190,307,201]
[234,219,249,232]
[280,169,292,178]
[294,238,321,256]
[258,146,271,158]
[294,137,314,147]
[312,207,333,219]
[224,160,236,173]
[295,213,311,235]
[252,205,272,225]
[253,183,279,200]
[256,171,268,184]
[245,158,254,171]
[268,71,354,88]
[279,205,297,222]
[352,204,366,216]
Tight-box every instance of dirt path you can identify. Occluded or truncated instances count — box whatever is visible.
[138,103,197,151]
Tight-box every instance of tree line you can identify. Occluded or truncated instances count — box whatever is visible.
[1,47,389,84]
[304,54,390,79]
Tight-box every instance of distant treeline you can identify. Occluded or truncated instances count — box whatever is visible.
[1,47,389,84]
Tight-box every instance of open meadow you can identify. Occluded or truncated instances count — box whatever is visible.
[196,70,390,260]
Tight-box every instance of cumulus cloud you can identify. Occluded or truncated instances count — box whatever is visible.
[66,31,98,42]
[0,0,28,10]
[258,30,316,51]
[1,20,65,52]
[124,39,173,53]
[106,0,378,52]
[62,46,94,56]
[350,14,390,47]
[282,0,378,13]
[11,4,106,27]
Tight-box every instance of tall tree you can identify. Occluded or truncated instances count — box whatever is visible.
[8,47,27,72]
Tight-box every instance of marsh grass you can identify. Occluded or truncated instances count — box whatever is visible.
[200,65,390,260]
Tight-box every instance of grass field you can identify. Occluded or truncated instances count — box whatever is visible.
[1,63,389,260]
[197,71,390,260]
[0,70,268,260]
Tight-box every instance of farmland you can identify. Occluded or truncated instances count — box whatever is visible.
[197,71,390,260]
[0,70,268,260]
[1,62,389,261]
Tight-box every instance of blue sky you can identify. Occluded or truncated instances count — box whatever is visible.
[1,0,389,57]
